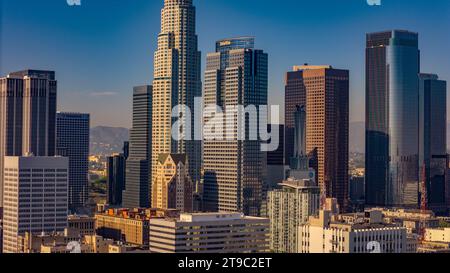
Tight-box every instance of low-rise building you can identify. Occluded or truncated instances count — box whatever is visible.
[150,212,269,253]
[68,215,96,236]
[298,210,408,253]
[95,208,179,247]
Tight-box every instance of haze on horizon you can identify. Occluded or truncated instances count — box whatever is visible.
[1,0,449,128]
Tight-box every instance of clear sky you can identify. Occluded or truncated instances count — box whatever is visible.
[1,0,449,128]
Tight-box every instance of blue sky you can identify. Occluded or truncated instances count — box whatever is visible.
[1,0,450,127]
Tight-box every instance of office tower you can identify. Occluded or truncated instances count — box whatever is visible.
[56,112,90,210]
[152,154,193,212]
[267,178,320,253]
[123,86,152,208]
[151,0,202,195]
[0,70,57,208]
[149,212,269,253]
[2,156,68,253]
[122,141,129,159]
[285,67,306,165]
[419,74,447,214]
[366,30,420,207]
[203,37,268,216]
[292,65,349,210]
[298,210,408,253]
[267,124,286,190]
[107,154,126,206]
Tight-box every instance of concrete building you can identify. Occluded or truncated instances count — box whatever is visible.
[424,228,450,243]
[67,215,96,236]
[298,210,408,253]
[293,65,349,210]
[149,212,269,253]
[0,70,57,209]
[366,30,420,207]
[56,112,90,210]
[152,154,193,212]
[203,37,268,216]
[151,0,202,197]
[123,86,152,208]
[267,178,320,253]
[2,156,68,253]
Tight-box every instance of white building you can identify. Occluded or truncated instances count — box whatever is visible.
[425,228,450,243]
[2,156,69,253]
[267,178,319,253]
[149,212,269,253]
[298,210,408,253]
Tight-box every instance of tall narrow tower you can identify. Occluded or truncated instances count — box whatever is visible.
[151,0,202,200]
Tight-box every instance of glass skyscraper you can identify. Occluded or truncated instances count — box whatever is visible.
[419,73,447,214]
[366,30,420,207]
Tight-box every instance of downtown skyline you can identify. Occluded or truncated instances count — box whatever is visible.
[1,0,450,128]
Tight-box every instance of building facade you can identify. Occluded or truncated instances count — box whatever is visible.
[151,0,202,197]
[267,178,320,253]
[366,30,421,208]
[296,65,349,210]
[56,112,90,209]
[123,86,152,208]
[2,156,68,253]
[152,154,193,212]
[107,153,126,206]
[298,210,408,253]
[203,37,268,216]
[418,74,448,214]
[0,70,57,208]
[149,212,269,253]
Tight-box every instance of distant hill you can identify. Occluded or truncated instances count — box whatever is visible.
[90,126,129,156]
[350,122,365,154]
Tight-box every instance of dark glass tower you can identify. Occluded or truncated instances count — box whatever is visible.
[123,86,152,208]
[366,30,420,207]
[419,73,447,214]
[56,112,90,210]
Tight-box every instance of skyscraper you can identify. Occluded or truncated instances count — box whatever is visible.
[107,154,126,206]
[366,30,420,207]
[56,112,90,210]
[123,86,152,208]
[2,156,68,253]
[151,0,202,197]
[419,73,447,214]
[298,65,349,210]
[152,154,193,212]
[285,67,306,165]
[203,37,268,216]
[0,70,57,209]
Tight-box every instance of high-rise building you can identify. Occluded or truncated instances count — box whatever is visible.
[151,0,202,198]
[267,178,320,253]
[366,30,420,208]
[149,212,269,253]
[419,73,447,214]
[0,70,57,208]
[123,86,152,208]
[56,112,90,209]
[266,124,286,191]
[203,37,268,216]
[284,67,306,165]
[2,156,68,253]
[107,154,126,206]
[296,65,349,210]
[152,154,193,212]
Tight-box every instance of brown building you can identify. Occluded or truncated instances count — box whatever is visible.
[95,208,178,247]
[68,215,96,236]
[152,154,193,212]
[299,65,349,210]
